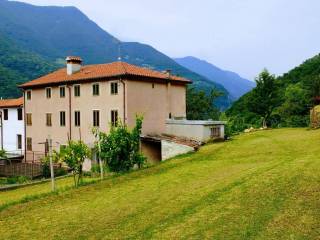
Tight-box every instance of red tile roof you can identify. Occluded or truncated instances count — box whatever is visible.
[0,97,23,108]
[20,61,191,88]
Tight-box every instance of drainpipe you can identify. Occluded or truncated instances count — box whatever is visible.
[67,85,72,141]
[120,79,126,124]
[23,92,26,162]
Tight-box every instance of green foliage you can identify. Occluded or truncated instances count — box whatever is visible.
[0,34,59,98]
[187,87,223,120]
[97,116,146,173]
[227,55,320,132]
[5,176,30,185]
[0,0,231,108]
[60,141,91,187]
[0,149,6,159]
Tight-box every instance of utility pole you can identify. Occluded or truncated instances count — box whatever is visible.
[97,129,103,180]
[48,135,55,191]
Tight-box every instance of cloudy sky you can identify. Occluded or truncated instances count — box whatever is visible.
[17,0,320,80]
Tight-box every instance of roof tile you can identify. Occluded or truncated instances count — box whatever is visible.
[20,61,191,88]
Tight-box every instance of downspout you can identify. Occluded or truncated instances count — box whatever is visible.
[67,85,72,141]
[23,91,26,162]
[120,78,126,124]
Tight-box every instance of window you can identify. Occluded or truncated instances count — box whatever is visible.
[26,90,32,100]
[60,111,66,126]
[27,137,32,151]
[17,134,22,150]
[46,88,52,99]
[111,110,118,127]
[74,85,80,97]
[111,82,118,95]
[60,145,66,151]
[74,111,80,127]
[92,83,99,96]
[3,109,8,120]
[152,83,155,88]
[210,127,220,138]
[60,86,65,98]
[46,113,52,126]
[26,113,32,126]
[93,110,100,127]
[17,108,23,121]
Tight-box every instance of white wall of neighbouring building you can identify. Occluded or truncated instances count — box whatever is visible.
[0,107,24,154]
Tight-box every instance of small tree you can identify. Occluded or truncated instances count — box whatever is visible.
[97,116,146,173]
[60,141,91,187]
[0,149,6,159]
[187,87,223,120]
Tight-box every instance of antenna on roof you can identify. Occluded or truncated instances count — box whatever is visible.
[117,42,122,62]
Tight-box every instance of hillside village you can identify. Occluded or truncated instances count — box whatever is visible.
[0,1,320,239]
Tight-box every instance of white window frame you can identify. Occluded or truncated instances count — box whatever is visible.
[59,85,66,98]
[92,83,100,96]
[45,87,52,99]
[74,84,81,97]
[110,109,119,127]
[110,81,119,95]
[26,90,32,100]
[93,109,100,127]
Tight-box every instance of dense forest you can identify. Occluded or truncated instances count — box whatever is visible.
[0,34,59,98]
[226,54,320,132]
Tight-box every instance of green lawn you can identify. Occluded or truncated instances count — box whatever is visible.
[0,128,319,239]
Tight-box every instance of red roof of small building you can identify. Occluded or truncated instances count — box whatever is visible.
[0,97,23,108]
[20,61,191,88]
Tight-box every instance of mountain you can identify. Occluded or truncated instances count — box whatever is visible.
[0,0,231,109]
[227,53,320,129]
[0,34,58,98]
[175,56,255,99]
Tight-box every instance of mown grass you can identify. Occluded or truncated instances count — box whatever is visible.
[0,128,319,240]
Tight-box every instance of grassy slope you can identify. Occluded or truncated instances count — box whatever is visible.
[0,128,319,239]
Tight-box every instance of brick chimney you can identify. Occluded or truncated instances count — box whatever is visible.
[66,56,82,75]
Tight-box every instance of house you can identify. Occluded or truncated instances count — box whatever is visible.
[0,97,24,155]
[19,57,190,162]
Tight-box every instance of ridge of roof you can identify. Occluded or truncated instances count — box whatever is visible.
[19,61,191,88]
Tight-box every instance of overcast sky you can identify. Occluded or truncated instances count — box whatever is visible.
[16,0,320,80]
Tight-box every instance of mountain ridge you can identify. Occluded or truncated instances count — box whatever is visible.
[0,0,232,109]
[175,56,255,99]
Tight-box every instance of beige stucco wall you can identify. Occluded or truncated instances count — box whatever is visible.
[25,80,123,153]
[126,80,186,135]
[25,78,187,154]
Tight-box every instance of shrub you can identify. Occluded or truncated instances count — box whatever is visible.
[97,116,146,173]
[6,176,30,185]
[60,140,91,187]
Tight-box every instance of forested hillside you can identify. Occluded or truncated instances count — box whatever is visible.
[0,0,231,108]
[226,54,320,131]
[0,34,58,98]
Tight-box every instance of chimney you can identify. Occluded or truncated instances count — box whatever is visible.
[66,56,82,75]
[163,69,172,78]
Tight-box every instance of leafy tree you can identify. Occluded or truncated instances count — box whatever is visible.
[248,69,278,127]
[97,116,146,173]
[275,83,310,126]
[187,87,223,120]
[60,141,91,187]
